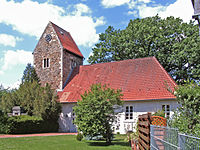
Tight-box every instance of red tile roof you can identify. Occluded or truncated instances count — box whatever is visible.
[51,22,84,58]
[59,57,176,103]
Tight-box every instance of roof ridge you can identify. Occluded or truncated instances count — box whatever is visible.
[50,21,68,32]
[82,56,155,67]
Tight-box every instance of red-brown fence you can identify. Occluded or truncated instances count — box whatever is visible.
[131,113,167,150]
[137,112,151,150]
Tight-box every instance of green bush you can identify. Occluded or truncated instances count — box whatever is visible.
[76,133,83,141]
[152,110,165,118]
[1,115,59,134]
[0,111,9,134]
[169,82,200,136]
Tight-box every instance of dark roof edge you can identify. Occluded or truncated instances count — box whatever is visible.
[64,48,84,59]
[153,57,177,87]
[59,98,176,104]
[123,98,176,102]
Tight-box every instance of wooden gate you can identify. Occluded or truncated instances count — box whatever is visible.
[138,112,151,150]
[135,114,167,150]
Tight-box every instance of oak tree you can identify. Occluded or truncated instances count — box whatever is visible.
[88,16,200,83]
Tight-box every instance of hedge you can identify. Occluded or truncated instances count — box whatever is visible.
[0,115,59,134]
[0,112,9,133]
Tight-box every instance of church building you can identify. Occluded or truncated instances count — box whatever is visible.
[33,22,178,134]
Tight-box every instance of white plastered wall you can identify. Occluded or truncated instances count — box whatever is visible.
[58,103,77,133]
[59,99,179,134]
[112,99,179,134]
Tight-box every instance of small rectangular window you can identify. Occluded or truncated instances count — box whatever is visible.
[162,105,170,118]
[167,113,170,118]
[44,59,46,68]
[166,105,170,111]
[125,106,134,120]
[130,113,133,119]
[126,106,129,112]
[162,105,165,111]
[47,58,49,67]
[130,106,133,112]
[125,113,129,119]
[43,58,50,68]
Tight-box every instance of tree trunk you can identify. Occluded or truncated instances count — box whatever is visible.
[106,137,112,145]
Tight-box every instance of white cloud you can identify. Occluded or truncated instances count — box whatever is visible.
[137,0,193,22]
[0,70,3,75]
[55,16,105,47]
[138,0,151,3]
[1,50,33,72]
[128,10,138,17]
[137,4,165,18]
[0,0,105,47]
[3,80,21,90]
[72,3,91,16]
[159,0,193,23]
[0,34,23,47]
[101,0,130,8]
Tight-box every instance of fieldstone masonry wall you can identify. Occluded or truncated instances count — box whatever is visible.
[62,50,83,88]
[33,23,62,90]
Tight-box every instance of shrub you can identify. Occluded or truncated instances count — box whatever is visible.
[76,133,83,141]
[73,84,123,144]
[169,82,200,136]
[152,110,165,118]
[0,111,9,134]
[2,115,59,134]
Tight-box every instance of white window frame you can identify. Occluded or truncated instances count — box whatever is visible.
[125,105,133,120]
[162,104,170,118]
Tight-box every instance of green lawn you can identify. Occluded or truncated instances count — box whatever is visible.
[0,134,131,150]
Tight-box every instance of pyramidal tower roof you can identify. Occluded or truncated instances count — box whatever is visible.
[50,22,84,58]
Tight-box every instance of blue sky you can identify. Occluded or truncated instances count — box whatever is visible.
[0,0,194,89]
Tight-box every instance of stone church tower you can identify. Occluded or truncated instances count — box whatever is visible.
[33,22,84,90]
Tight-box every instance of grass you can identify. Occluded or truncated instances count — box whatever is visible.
[0,134,131,150]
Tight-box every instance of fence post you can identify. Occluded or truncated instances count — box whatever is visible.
[178,133,181,150]
[178,133,187,150]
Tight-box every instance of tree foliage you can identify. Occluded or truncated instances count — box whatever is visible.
[0,81,61,121]
[0,65,61,133]
[22,63,39,83]
[0,85,7,105]
[169,82,200,136]
[73,84,123,144]
[88,16,200,83]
